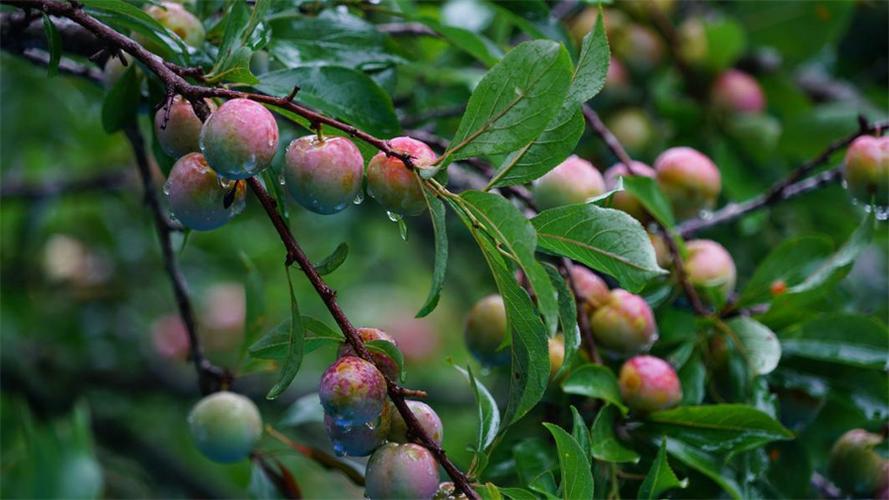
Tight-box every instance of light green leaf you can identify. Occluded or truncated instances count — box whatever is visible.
[570,406,591,461]
[41,15,61,76]
[101,65,140,133]
[544,263,580,380]
[664,438,742,500]
[313,243,349,276]
[726,317,781,375]
[620,176,675,228]
[543,424,595,500]
[265,267,305,399]
[590,405,639,463]
[456,365,501,453]
[561,364,628,415]
[638,438,687,499]
[565,9,609,107]
[366,339,404,382]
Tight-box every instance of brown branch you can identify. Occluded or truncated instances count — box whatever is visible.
[0,169,133,200]
[266,425,365,487]
[582,105,636,173]
[377,22,437,37]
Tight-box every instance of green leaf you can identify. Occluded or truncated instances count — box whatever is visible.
[532,204,666,292]
[250,317,342,360]
[544,263,580,380]
[638,438,687,500]
[738,236,834,306]
[699,18,746,72]
[446,40,573,161]
[645,405,793,455]
[514,437,557,487]
[590,405,639,463]
[561,364,628,415]
[257,65,400,138]
[83,0,187,62]
[280,393,325,427]
[313,243,349,276]
[101,65,140,133]
[565,10,609,107]
[366,339,405,382]
[455,365,501,453]
[416,183,448,317]
[266,267,305,399]
[500,488,539,500]
[570,406,591,461]
[416,18,502,67]
[677,351,706,405]
[781,314,889,369]
[664,438,742,500]
[726,317,781,376]
[543,423,594,500]
[620,176,676,228]
[41,15,61,77]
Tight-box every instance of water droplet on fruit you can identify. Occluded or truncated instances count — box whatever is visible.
[332,440,346,457]
[168,212,180,224]
[386,210,402,223]
[365,421,376,431]
[217,176,236,190]
[162,180,171,196]
[353,191,365,205]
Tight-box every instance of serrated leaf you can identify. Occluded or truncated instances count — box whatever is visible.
[664,438,742,500]
[266,268,305,399]
[41,15,61,76]
[782,314,889,369]
[416,182,448,317]
[446,40,572,161]
[726,317,781,375]
[561,364,628,415]
[565,9,609,107]
[544,263,580,380]
[101,65,140,133]
[638,438,687,499]
[620,176,675,228]
[590,405,639,463]
[313,243,349,276]
[366,339,405,382]
[543,423,594,500]
[532,204,666,292]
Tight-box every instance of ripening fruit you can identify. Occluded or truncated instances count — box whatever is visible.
[827,429,889,497]
[654,147,721,219]
[619,355,682,412]
[606,109,654,155]
[621,0,677,17]
[568,8,628,45]
[319,356,387,426]
[548,335,565,380]
[677,18,707,67]
[338,328,401,381]
[843,135,889,206]
[464,295,510,367]
[388,400,444,445]
[151,314,190,361]
[711,69,766,115]
[604,161,656,221]
[532,155,606,210]
[648,232,671,269]
[154,95,216,159]
[684,239,737,305]
[145,2,205,47]
[590,290,658,354]
[613,24,664,73]
[188,391,262,463]
[283,135,364,214]
[605,58,629,94]
[568,265,610,310]
[365,443,440,500]
[164,153,246,231]
[366,136,437,217]
[324,404,391,457]
[200,98,279,180]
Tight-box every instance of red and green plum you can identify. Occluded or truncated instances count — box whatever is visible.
[589,289,657,354]
[164,152,246,231]
[320,355,387,426]
[843,135,889,205]
[604,161,656,221]
[154,95,215,159]
[711,69,766,115]
[654,147,721,219]
[188,391,262,463]
[684,239,736,305]
[338,328,401,381]
[365,443,440,500]
[324,405,391,457]
[200,98,279,179]
[568,264,610,310]
[366,136,437,217]
[464,295,510,367]
[388,400,443,445]
[606,109,654,155]
[145,2,204,48]
[532,155,606,210]
[548,335,565,380]
[283,136,364,214]
[619,355,682,412]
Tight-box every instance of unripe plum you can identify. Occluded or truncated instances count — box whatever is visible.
[604,58,630,94]
[366,136,437,217]
[532,155,606,210]
[648,232,671,269]
[618,355,682,412]
[711,69,766,115]
[621,0,676,18]
[828,429,889,497]
[388,400,443,445]
[154,95,216,159]
[568,265,610,310]
[338,328,401,380]
[684,239,737,304]
[613,24,664,73]
[320,355,387,426]
[164,152,246,231]
[464,295,510,367]
[365,443,440,500]
[548,335,565,380]
[677,18,707,67]
[843,135,889,206]
[188,391,262,463]
[654,147,721,219]
[606,109,654,155]
[604,161,656,221]
[324,404,391,457]
[283,135,364,214]
[145,2,205,47]
[589,289,657,354]
[200,98,279,179]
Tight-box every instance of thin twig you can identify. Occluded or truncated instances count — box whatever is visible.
[1,170,133,200]
[377,22,437,37]
[266,425,365,487]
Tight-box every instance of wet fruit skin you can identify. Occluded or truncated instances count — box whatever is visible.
[388,400,444,445]
[589,289,658,354]
[827,429,889,497]
[684,239,737,304]
[283,135,364,214]
[604,161,656,221]
[365,443,440,500]
[843,135,889,206]
[711,69,766,114]
[619,355,682,412]
[154,95,216,159]
[654,147,722,219]
[319,355,387,426]
[464,295,510,367]
[366,136,437,217]
[532,155,606,210]
[200,98,279,180]
[145,2,205,47]
[568,265,610,310]
[165,152,246,231]
[338,328,401,381]
[188,391,263,463]
[324,404,391,457]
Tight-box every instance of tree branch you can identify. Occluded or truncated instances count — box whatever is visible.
[1,169,133,200]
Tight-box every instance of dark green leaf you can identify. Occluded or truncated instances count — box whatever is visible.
[565,10,609,107]
[544,263,580,380]
[514,437,557,486]
[678,351,706,405]
[664,438,742,500]
[638,438,687,499]
[726,317,781,376]
[366,339,405,382]
[416,182,448,317]
[41,15,61,76]
[561,364,628,414]
[266,267,305,399]
[313,243,349,276]
[83,0,187,62]
[500,488,539,500]
[620,176,675,228]
[590,405,639,463]
[101,65,140,133]
[738,236,834,306]
[417,19,503,67]
[455,365,500,454]
[543,423,594,500]
[782,314,888,369]
[570,406,591,461]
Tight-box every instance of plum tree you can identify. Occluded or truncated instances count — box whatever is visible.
[366,136,437,217]
[144,2,204,48]
[283,135,364,214]
[684,239,737,305]
[532,155,606,210]
[604,161,656,221]
[843,135,889,206]
[606,109,654,155]
[654,147,722,219]
[338,328,401,381]
[365,443,440,500]
[154,95,216,159]
[164,152,246,231]
[464,294,509,367]
[388,400,443,445]
[618,355,682,412]
[711,69,766,115]
[827,429,889,497]
[589,289,658,354]
[199,98,279,180]
[319,356,387,426]
[188,391,262,463]
[568,264,610,310]
[324,405,391,457]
